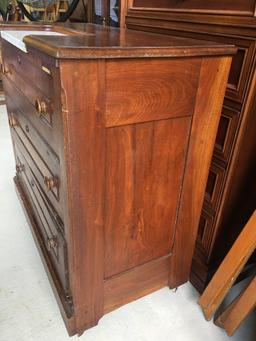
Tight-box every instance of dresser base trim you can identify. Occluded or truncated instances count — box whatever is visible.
[104,254,172,313]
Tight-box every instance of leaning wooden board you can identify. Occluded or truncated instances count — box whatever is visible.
[0,22,235,335]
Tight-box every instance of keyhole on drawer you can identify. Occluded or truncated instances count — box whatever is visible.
[17,56,21,64]
[30,179,35,187]
[25,125,29,133]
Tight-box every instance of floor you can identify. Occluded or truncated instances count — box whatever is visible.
[0,104,256,341]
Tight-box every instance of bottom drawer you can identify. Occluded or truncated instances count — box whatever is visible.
[14,141,70,295]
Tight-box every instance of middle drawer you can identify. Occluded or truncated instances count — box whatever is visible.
[9,109,65,221]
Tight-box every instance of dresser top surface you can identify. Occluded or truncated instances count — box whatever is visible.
[0,22,236,59]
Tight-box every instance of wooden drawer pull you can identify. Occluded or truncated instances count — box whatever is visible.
[9,115,18,127]
[1,63,10,75]
[44,176,58,191]
[47,237,58,251]
[16,163,24,173]
[35,99,47,116]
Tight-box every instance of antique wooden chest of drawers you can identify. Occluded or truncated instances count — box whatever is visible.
[0,23,235,335]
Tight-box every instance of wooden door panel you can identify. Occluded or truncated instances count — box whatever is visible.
[104,116,191,278]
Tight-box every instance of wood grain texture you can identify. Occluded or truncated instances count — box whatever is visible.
[104,117,191,278]
[104,255,170,313]
[169,56,233,289]
[59,59,106,333]
[214,275,256,336]
[105,58,200,127]
[132,0,256,15]
[199,211,256,321]
[1,39,54,100]
[0,23,236,59]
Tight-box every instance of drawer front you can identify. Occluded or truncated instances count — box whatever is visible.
[214,105,240,164]
[9,102,60,174]
[3,75,61,154]
[2,60,53,127]
[204,161,225,212]
[9,114,64,220]
[15,142,69,294]
[1,39,55,101]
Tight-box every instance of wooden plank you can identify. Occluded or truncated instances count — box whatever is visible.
[169,56,233,289]
[214,275,256,336]
[199,211,256,321]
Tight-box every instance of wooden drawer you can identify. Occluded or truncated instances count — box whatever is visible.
[204,161,225,212]
[3,76,61,154]
[1,40,55,101]
[214,105,240,164]
[10,115,64,220]
[2,62,53,127]
[8,102,60,174]
[15,142,69,294]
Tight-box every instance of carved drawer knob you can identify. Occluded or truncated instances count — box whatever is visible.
[1,63,10,75]
[47,237,58,250]
[35,99,47,116]
[44,176,58,192]
[16,163,24,173]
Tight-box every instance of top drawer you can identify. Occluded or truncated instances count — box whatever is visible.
[1,39,55,100]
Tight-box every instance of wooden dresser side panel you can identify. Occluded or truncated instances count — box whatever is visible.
[169,56,233,288]
[59,60,106,333]
[104,57,200,279]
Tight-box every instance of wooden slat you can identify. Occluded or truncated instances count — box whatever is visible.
[169,56,233,288]
[214,275,256,336]
[199,211,256,320]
